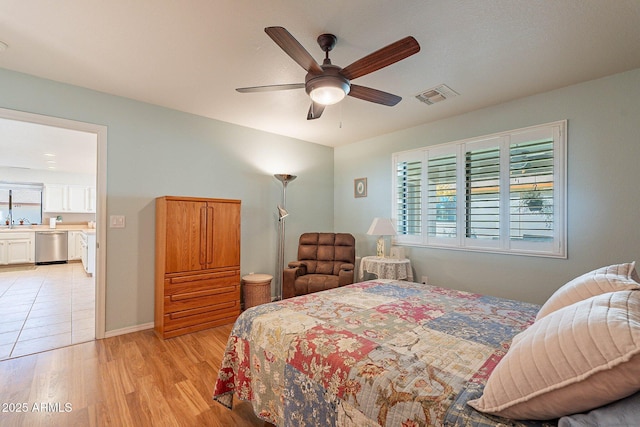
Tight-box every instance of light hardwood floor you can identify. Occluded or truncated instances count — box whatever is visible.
[0,324,267,426]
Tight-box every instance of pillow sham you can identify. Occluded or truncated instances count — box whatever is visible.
[558,390,640,427]
[535,261,640,320]
[467,290,640,420]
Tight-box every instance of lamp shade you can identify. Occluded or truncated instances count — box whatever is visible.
[277,205,289,219]
[366,218,396,236]
[274,174,297,185]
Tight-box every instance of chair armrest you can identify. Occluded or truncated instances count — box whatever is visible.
[283,262,307,299]
[338,263,355,287]
[339,263,354,272]
[288,261,308,275]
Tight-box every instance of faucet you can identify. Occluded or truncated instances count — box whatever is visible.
[8,190,13,228]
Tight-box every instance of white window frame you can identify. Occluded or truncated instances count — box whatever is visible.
[392,120,567,258]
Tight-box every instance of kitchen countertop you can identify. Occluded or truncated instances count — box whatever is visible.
[0,225,96,234]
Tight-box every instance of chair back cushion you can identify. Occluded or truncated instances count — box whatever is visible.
[297,232,355,275]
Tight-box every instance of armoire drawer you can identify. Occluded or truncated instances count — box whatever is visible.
[164,270,239,296]
[164,284,239,313]
[163,300,240,332]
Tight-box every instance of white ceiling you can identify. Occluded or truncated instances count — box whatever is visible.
[0,117,97,175]
[0,0,639,150]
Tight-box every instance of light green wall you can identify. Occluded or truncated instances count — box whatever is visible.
[335,69,640,304]
[0,68,334,332]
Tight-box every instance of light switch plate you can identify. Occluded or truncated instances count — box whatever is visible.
[110,215,125,228]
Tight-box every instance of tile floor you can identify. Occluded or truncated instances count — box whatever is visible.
[0,262,95,360]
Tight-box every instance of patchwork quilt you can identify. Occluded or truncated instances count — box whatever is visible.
[213,279,556,426]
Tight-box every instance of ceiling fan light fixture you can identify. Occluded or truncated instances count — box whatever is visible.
[306,72,350,106]
[309,85,346,105]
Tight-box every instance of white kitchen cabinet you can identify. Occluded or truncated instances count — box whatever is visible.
[43,185,66,212]
[68,231,83,261]
[86,187,96,212]
[68,186,87,212]
[44,184,96,213]
[80,231,96,275]
[0,232,35,265]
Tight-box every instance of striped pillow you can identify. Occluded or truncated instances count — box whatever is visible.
[536,262,640,320]
[468,290,640,420]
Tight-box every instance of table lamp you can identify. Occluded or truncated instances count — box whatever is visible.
[367,218,396,257]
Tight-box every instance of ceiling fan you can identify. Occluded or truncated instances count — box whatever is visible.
[236,27,421,120]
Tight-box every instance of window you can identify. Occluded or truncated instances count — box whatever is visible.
[0,182,44,226]
[392,121,566,258]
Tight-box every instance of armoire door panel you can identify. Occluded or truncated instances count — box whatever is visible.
[165,200,206,273]
[207,202,241,269]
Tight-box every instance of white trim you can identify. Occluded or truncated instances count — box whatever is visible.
[0,107,108,338]
[95,125,107,339]
[104,322,154,338]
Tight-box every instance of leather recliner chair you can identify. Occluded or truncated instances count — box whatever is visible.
[283,232,355,299]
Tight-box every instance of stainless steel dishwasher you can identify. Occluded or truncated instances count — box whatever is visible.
[35,231,68,264]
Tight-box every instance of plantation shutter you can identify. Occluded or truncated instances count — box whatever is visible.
[509,138,554,242]
[394,156,422,239]
[391,121,565,257]
[427,153,457,239]
[465,144,501,242]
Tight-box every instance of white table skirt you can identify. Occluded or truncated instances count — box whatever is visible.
[359,256,413,281]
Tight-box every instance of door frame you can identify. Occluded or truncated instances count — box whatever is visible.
[0,107,107,339]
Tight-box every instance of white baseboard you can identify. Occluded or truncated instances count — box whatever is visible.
[103,322,154,338]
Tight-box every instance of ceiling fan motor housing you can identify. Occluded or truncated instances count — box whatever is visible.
[305,64,350,105]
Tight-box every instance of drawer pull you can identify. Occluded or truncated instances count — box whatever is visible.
[168,271,239,284]
[170,286,237,301]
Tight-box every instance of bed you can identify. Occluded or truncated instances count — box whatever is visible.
[213,279,556,426]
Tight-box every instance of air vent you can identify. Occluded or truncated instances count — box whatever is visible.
[415,84,459,105]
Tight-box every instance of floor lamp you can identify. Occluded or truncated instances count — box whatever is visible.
[275,174,296,300]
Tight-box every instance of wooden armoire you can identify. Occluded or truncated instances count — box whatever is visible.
[154,196,241,339]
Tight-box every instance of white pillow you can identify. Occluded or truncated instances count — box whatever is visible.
[468,290,640,420]
[536,261,640,320]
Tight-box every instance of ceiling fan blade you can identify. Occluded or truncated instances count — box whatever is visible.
[307,102,325,120]
[341,36,420,81]
[265,27,323,75]
[236,83,305,93]
[348,84,402,106]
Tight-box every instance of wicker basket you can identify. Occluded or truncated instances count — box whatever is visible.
[242,274,273,309]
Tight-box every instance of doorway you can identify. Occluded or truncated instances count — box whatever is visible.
[0,108,106,359]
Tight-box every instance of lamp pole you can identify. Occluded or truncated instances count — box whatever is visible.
[274,174,296,300]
